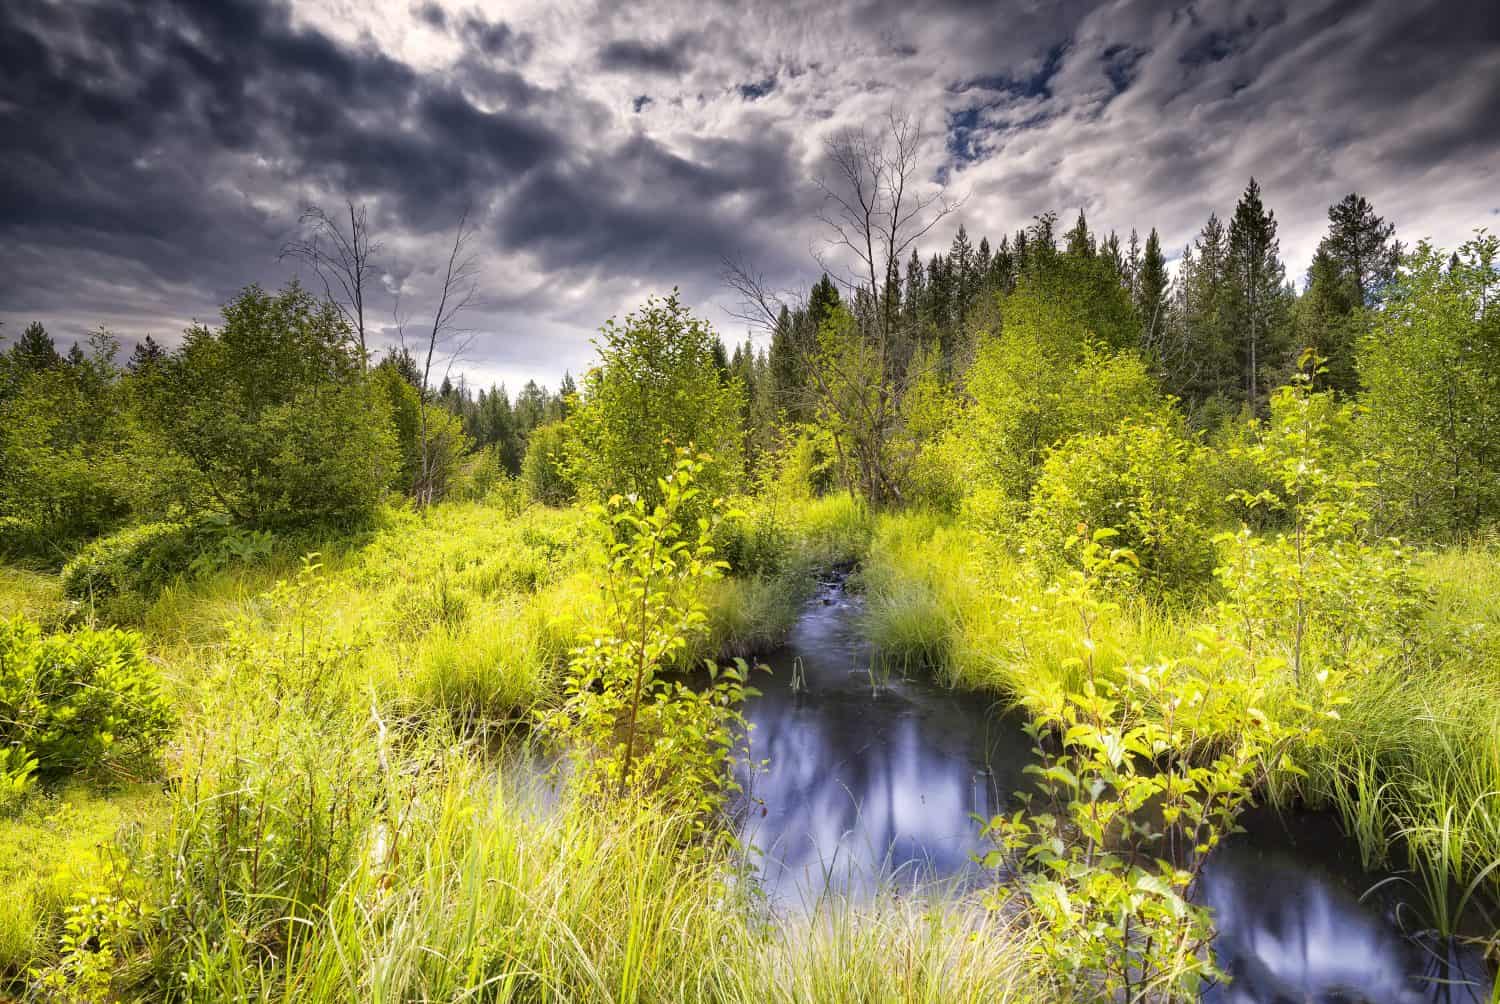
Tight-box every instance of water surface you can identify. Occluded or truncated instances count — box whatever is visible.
[733,578,1493,1003]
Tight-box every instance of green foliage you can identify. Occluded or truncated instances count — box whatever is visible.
[148,559,386,992]
[30,859,150,1003]
[959,316,1163,531]
[1220,355,1423,684]
[1359,233,1500,540]
[0,618,173,777]
[149,282,397,529]
[60,520,200,605]
[520,419,577,506]
[0,783,162,986]
[985,529,1338,1002]
[540,453,759,819]
[0,745,38,818]
[567,292,745,510]
[0,332,164,561]
[1025,421,1220,593]
[373,360,471,502]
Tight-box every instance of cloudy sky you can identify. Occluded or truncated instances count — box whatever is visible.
[2,0,1497,391]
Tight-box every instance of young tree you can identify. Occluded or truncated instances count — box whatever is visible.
[0,331,145,556]
[9,322,62,375]
[126,336,166,375]
[1323,193,1400,307]
[152,282,396,528]
[566,292,745,509]
[1135,227,1170,348]
[402,210,480,507]
[728,112,959,503]
[1360,234,1500,539]
[1295,247,1362,394]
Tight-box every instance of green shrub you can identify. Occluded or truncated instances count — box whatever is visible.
[0,745,37,818]
[0,619,173,777]
[59,521,200,604]
[1024,421,1220,594]
[565,293,745,510]
[146,282,397,529]
[0,333,147,562]
[520,420,577,506]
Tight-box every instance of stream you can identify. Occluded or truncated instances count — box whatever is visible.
[732,577,1495,1003]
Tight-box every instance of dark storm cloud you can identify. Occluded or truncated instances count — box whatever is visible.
[597,33,697,75]
[497,129,807,278]
[0,0,554,304]
[460,14,532,62]
[1,0,1497,383]
[0,0,807,357]
[738,75,778,101]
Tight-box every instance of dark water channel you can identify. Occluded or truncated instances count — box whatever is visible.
[732,578,1494,1003]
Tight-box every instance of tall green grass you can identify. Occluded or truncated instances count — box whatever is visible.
[861,514,1500,945]
[142,736,1042,1003]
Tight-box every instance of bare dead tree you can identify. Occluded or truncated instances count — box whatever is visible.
[280,202,382,368]
[815,111,963,349]
[397,208,481,507]
[726,111,959,504]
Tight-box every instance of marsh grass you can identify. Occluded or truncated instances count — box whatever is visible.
[149,731,1043,1004]
[860,511,1500,949]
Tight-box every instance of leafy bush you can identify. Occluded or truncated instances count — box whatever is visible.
[539,453,759,820]
[1359,234,1500,541]
[520,420,577,506]
[146,282,397,529]
[0,619,173,777]
[958,334,1164,536]
[0,334,140,560]
[60,521,200,604]
[985,532,1318,1001]
[373,362,473,503]
[1024,421,1220,593]
[565,293,745,511]
[0,745,37,818]
[1217,360,1424,685]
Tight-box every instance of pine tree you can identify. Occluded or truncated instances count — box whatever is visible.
[1176,214,1234,408]
[1064,210,1095,258]
[1323,193,1399,306]
[767,305,802,418]
[1226,178,1290,410]
[950,225,976,316]
[10,321,61,372]
[1028,212,1058,269]
[1295,247,1361,394]
[1125,229,1143,300]
[904,249,926,341]
[992,235,1015,292]
[1136,228,1170,345]
[710,336,731,383]
[127,335,166,374]
[927,254,951,337]
[807,273,841,327]
[1101,231,1124,287]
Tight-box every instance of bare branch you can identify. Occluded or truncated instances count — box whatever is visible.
[413,206,483,507]
[279,201,382,367]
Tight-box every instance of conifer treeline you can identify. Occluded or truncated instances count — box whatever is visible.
[376,346,577,477]
[703,180,1400,457]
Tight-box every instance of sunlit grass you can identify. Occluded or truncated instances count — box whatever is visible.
[860,513,1500,940]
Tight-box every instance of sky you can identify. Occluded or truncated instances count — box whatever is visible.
[2,0,1497,392]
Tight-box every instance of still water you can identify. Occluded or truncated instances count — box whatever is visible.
[732,578,1494,1003]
